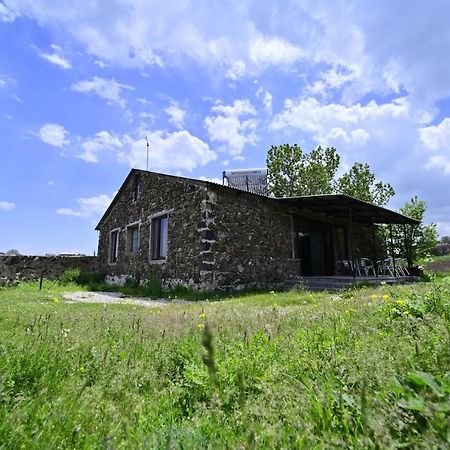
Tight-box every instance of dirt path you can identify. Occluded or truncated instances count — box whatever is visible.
[62,291,188,308]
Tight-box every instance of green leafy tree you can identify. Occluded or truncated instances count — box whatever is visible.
[392,197,438,266]
[267,144,340,197]
[336,162,395,206]
[267,144,394,206]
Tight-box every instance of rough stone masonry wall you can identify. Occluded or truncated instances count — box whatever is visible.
[0,255,99,286]
[200,186,301,290]
[97,172,205,289]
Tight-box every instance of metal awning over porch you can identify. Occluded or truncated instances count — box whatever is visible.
[277,194,419,225]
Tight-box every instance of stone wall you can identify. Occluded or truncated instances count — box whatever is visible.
[97,171,206,289]
[199,186,301,290]
[0,255,99,286]
[97,170,301,291]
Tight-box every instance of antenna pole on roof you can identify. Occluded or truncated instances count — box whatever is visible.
[145,136,149,171]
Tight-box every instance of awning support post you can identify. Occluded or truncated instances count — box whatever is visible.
[389,224,397,277]
[372,216,378,277]
[349,206,355,278]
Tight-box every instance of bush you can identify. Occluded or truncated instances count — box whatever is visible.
[143,274,163,297]
[59,268,105,286]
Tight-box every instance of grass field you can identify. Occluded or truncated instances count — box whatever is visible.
[1,275,450,448]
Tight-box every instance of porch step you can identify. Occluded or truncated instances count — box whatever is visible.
[284,276,420,292]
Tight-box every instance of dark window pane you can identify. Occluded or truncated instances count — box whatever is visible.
[151,215,168,260]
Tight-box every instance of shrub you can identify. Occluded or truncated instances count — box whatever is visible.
[59,268,82,285]
[144,274,163,297]
[59,268,105,287]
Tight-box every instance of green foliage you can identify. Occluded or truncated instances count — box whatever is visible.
[59,268,106,286]
[143,274,163,297]
[59,267,82,285]
[266,144,394,206]
[386,197,439,266]
[336,162,395,206]
[267,144,340,197]
[0,280,449,447]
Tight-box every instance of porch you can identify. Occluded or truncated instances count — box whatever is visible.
[279,194,420,279]
[284,275,421,292]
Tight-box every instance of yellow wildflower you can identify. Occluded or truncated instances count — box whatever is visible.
[382,294,390,301]
[370,294,377,300]
[396,299,406,307]
[197,323,205,331]
[53,297,61,303]
[404,310,410,316]
[199,312,206,319]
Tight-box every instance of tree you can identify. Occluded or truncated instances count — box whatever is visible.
[266,143,394,206]
[6,249,20,255]
[392,197,438,267]
[267,144,340,197]
[336,162,395,206]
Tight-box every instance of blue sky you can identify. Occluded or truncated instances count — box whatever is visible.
[1,0,449,255]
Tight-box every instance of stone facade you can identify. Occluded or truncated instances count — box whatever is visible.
[96,170,301,291]
[0,255,99,286]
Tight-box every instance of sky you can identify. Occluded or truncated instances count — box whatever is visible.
[0,0,449,255]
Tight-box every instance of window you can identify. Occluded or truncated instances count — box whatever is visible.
[133,175,141,201]
[127,224,140,253]
[151,215,168,260]
[109,229,119,263]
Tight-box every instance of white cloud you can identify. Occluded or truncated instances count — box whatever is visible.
[119,130,217,172]
[71,76,133,108]
[78,130,126,163]
[165,101,186,129]
[420,118,450,152]
[256,87,273,115]
[57,194,113,219]
[425,155,450,176]
[0,201,15,210]
[37,44,71,69]
[226,60,246,80]
[0,3,16,22]
[270,97,418,148]
[250,35,304,66]
[199,176,223,184]
[38,123,69,148]
[420,118,450,176]
[205,99,258,155]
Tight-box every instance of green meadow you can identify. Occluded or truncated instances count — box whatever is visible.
[1,274,450,448]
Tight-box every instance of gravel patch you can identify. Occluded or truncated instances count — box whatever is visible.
[62,291,187,308]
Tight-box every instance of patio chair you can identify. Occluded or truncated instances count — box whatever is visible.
[343,259,362,276]
[360,258,376,276]
[377,258,395,277]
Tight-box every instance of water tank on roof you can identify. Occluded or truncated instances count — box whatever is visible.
[222,168,268,196]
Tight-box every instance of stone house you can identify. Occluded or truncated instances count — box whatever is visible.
[96,169,417,291]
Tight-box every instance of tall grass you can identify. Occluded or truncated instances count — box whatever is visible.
[0,280,449,448]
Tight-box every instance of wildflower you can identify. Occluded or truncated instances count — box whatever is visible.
[199,312,206,319]
[53,297,61,303]
[382,294,390,301]
[404,310,410,316]
[61,328,70,338]
[197,323,205,331]
[396,299,406,307]
[370,294,377,300]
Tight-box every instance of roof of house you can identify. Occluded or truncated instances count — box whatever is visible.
[95,169,419,229]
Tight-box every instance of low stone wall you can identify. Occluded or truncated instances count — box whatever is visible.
[0,255,99,286]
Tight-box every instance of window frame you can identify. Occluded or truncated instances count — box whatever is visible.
[126,220,141,254]
[149,209,173,262]
[108,228,120,264]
